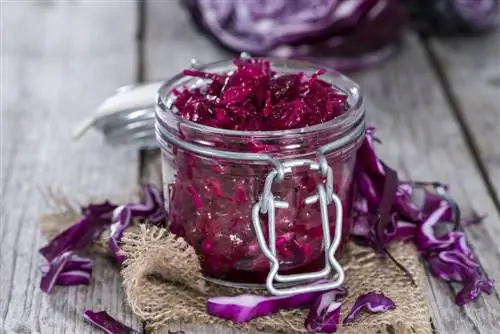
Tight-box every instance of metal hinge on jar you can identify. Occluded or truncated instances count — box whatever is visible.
[252,155,345,296]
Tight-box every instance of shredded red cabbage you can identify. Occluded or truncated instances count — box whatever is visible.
[84,310,186,334]
[182,0,407,71]
[455,278,494,306]
[305,288,347,333]
[39,202,117,262]
[83,310,140,334]
[109,185,166,263]
[416,203,456,250]
[206,288,323,323]
[352,128,493,305]
[39,185,166,292]
[343,292,396,325]
[40,253,93,292]
[351,128,411,285]
[39,202,116,293]
[174,58,347,131]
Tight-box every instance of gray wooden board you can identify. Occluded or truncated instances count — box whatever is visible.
[1,2,141,333]
[426,30,500,206]
[142,2,500,333]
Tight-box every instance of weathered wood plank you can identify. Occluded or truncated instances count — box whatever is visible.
[0,2,142,333]
[350,35,500,334]
[425,30,500,208]
[142,2,500,333]
[143,0,231,82]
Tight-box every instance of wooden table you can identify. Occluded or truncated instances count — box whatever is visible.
[1,2,499,333]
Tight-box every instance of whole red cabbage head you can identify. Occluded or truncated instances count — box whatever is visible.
[182,0,407,71]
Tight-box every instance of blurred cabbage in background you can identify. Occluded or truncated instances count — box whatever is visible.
[182,0,499,71]
[400,0,499,36]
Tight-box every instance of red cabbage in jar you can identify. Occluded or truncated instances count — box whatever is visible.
[155,57,365,285]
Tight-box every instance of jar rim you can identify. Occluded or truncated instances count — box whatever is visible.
[155,57,364,138]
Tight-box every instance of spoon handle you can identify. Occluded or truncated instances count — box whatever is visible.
[73,81,163,139]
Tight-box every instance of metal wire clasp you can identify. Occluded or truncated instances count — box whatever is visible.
[251,156,345,296]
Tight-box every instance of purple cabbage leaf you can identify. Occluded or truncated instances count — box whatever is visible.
[39,185,166,292]
[343,292,395,325]
[109,185,167,264]
[83,310,140,334]
[352,128,493,305]
[305,288,348,333]
[39,202,116,293]
[206,283,328,323]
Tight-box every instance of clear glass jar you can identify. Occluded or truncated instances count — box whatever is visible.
[155,58,365,292]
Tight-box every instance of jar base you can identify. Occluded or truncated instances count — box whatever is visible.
[203,275,316,290]
[200,241,349,288]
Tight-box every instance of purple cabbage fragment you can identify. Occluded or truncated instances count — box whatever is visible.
[83,310,140,334]
[60,254,93,271]
[352,129,402,251]
[359,127,386,177]
[305,288,347,333]
[455,278,494,306]
[393,221,417,242]
[351,197,373,240]
[39,185,166,292]
[108,184,167,264]
[55,269,92,286]
[39,202,116,293]
[394,183,422,222]
[421,229,494,304]
[353,127,493,305]
[40,202,116,262]
[40,252,94,292]
[207,288,323,323]
[426,247,478,283]
[343,292,395,325]
[416,203,455,250]
[109,207,133,264]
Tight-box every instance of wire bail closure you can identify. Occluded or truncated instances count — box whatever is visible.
[251,156,345,296]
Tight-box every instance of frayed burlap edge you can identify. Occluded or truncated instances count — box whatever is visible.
[120,225,432,334]
[39,213,432,334]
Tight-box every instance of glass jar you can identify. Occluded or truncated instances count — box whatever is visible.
[155,58,365,294]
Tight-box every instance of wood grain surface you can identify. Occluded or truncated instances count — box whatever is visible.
[1,2,141,333]
[426,30,500,208]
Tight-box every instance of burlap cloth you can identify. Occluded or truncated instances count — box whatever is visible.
[39,209,432,334]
